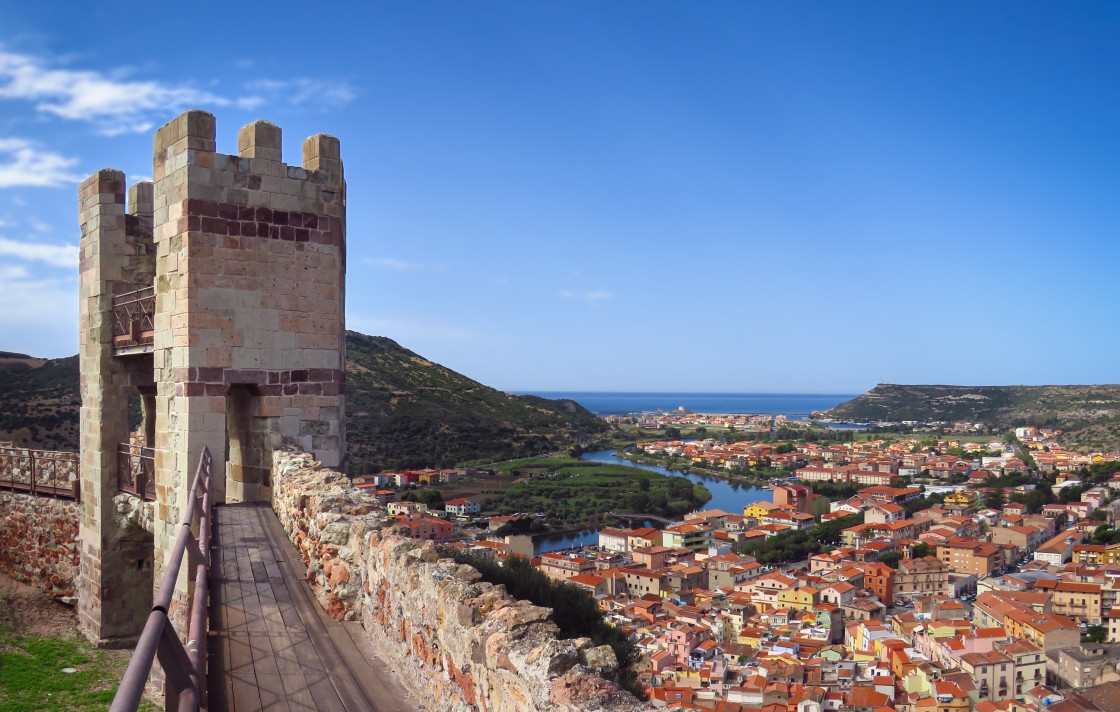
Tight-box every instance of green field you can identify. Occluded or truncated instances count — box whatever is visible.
[486,456,710,527]
[0,628,158,712]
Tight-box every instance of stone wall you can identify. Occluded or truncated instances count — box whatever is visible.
[0,491,80,599]
[271,450,650,712]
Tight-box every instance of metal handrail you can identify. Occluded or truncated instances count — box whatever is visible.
[0,447,79,500]
[118,443,156,501]
[112,286,155,343]
[110,446,213,712]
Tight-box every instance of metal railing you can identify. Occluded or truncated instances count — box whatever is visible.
[112,286,155,348]
[0,446,79,500]
[118,444,156,501]
[110,446,213,712]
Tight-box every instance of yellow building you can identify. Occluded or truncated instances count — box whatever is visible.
[743,501,781,520]
[777,586,818,611]
[944,490,979,509]
[1072,543,1120,566]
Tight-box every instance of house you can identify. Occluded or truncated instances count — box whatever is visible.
[539,552,595,581]
[444,497,480,517]
[597,527,631,554]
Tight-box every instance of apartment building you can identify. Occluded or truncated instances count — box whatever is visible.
[937,538,1003,576]
[894,556,949,599]
[1033,579,1103,624]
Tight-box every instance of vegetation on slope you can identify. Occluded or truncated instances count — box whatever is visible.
[483,455,710,526]
[0,355,79,451]
[0,332,608,469]
[823,383,1120,451]
[344,332,607,469]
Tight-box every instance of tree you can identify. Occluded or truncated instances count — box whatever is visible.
[1083,625,1108,644]
[880,552,903,569]
[912,542,931,558]
[984,487,1006,511]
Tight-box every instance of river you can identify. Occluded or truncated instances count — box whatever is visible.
[532,448,773,554]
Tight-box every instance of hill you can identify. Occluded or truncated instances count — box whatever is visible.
[0,354,80,450]
[0,333,607,469]
[823,383,1120,451]
[342,332,607,470]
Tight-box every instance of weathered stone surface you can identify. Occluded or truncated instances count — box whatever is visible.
[0,492,79,599]
[272,449,650,712]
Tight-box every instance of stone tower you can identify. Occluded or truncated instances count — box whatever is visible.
[78,110,346,645]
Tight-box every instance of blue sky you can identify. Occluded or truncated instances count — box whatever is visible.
[1,3,1117,393]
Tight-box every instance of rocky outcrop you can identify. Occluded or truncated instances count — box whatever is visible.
[272,449,649,712]
[0,491,79,599]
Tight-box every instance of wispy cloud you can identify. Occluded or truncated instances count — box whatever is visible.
[0,49,357,135]
[246,78,357,108]
[0,49,233,135]
[560,289,614,304]
[0,236,78,268]
[0,138,82,188]
[0,266,77,354]
[364,257,448,273]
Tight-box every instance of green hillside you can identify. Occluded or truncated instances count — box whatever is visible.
[343,332,606,470]
[0,332,607,469]
[823,383,1120,451]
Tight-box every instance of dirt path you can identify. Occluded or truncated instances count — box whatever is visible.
[0,572,79,639]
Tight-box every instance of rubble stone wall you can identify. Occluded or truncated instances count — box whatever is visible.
[271,450,649,712]
[0,491,79,599]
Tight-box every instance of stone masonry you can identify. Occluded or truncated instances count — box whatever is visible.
[0,491,79,599]
[78,110,347,645]
[272,449,651,712]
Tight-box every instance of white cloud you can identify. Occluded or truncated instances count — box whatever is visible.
[0,267,77,355]
[364,257,448,273]
[0,236,78,268]
[559,289,614,304]
[245,78,357,108]
[0,49,237,135]
[0,49,357,135]
[0,138,82,188]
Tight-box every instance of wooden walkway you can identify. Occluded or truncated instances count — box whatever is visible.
[206,502,418,712]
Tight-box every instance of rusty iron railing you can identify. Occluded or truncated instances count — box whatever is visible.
[0,446,79,500]
[118,444,156,501]
[112,286,155,348]
[110,446,213,712]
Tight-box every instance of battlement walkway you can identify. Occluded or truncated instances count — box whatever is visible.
[207,502,418,712]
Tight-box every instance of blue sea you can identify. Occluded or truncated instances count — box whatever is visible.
[523,391,857,417]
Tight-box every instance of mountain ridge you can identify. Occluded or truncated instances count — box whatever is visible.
[823,383,1120,451]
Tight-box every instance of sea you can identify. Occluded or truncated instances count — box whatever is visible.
[522,392,857,417]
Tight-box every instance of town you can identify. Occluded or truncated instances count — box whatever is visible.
[367,423,1120,711]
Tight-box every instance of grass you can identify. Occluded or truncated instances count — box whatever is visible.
[484,455,710,527]
[0,628,158,712]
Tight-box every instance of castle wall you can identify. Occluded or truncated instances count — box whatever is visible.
[0,491,79,599]
[271,450,649,712]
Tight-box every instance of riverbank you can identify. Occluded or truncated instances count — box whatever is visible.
[532,450,775,554]
[613,447,783,490]
[483,454,711,535]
